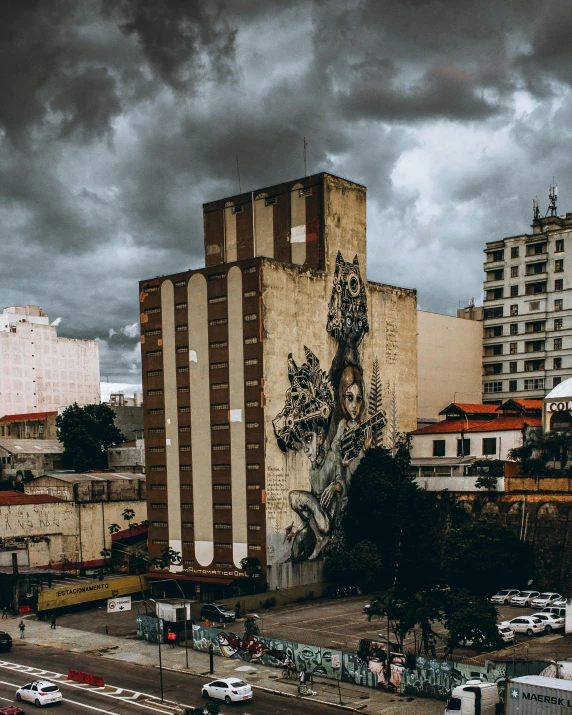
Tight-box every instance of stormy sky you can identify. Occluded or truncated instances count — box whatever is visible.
[2,0,572,386]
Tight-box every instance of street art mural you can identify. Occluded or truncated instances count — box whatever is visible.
[272,251,386,563]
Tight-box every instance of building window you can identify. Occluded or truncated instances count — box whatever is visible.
[554,377,562,387]
[432,440,446,457]
[529,301,541,312]
[555,299,563,311]
[211,362,229,370]
[489,250,504,261]
[510,305,518,316]
[555,279,564,291]
[174,280,187,288]
[457,439,471,457]
[147,389,163,396]
[509,379,518,392]
[510,343,518,354]
[484,306,503,319]
[151,503,167,509]
[209,318,228,326]
[210,341,228,349]
[524,359,545,372]
[248,504,261,510]
[484,381,503,393]
[212,383,229,391]
[554,338,563,350]
[524,378,544,390]
[511,266,519,278]
[555,259,564,272]
[484,363,503,375]
[147,369,162,377]
[176,346,188,353]
[244,314,257,322]
[554,357,562,369]
[510,323,519,335]
[213,484,231,490]
[151,522,168,528]
[509,361,517,373]
[208,272,227,281]
[511,247,520,258]
[214,523,232,530]
[244,290,257,298]
[510,285,518,297]
[175,324,188,332]
[208,295,227,304]
[482,438,497,456]
[556,239,564,253]
[555,319,563,331]
[244,337,258,344]
[150,484,167,490]
[485,325,503,338]
[175,303,187,311]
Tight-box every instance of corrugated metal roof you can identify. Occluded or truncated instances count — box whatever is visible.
[0,411,57,423]
[0,492,64,505]
[41,471,145,483]
[0,438,62,454]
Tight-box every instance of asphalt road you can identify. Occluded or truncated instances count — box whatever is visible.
[0,643,336,715]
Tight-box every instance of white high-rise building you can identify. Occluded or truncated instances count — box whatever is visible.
[0,305,100,416]
[483,206,572,401]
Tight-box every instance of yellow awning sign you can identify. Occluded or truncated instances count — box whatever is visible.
[37,575,147,611]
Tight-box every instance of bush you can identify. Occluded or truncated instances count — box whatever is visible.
[260,597,277,609]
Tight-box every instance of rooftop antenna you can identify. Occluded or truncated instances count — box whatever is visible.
[236,156,242,194]
[533,196,540,221]
[303,136,307,176]
[546,177,558,217]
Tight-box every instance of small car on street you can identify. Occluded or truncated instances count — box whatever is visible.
[202,678,253,703]
[16,680,63,707]
[0,632,12,653]
[531,612,565,632]
[490,589,520,605]
[200,602,236,623]
[530,592,562,609]
[510,590,540,607]
[500,616,545,636]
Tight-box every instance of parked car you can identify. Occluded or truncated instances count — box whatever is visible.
[531,612,564,632]
[16,680,63,707]
[497,624,515,643]
[490,589,520,605]
[500,616,545,636]
[541,607,566,618]
[0,632,12,653]
[553,597,567,607]
[530,592,562,609]
[510,590,540,607]
[202,678,252,703]
[0,707,26,715]
[200,602,236,623]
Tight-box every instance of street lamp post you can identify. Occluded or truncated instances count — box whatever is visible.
[156,618,164,702]
[151,578,190,669]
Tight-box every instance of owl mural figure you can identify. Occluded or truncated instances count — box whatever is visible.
[273,252,386,563]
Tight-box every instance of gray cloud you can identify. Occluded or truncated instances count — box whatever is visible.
[2,0,572,383]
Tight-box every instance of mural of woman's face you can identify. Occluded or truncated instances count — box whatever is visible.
[302,429,324,463]
[343,382,363,421]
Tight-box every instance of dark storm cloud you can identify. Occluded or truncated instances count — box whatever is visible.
[3,0,572,383]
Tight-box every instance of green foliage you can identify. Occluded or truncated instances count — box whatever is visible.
[339,446,439,594]
[474,473,498,491]
[324,539,382,591]
[152,546,181,569]
[56,403,125,472]
[509,428,572,476]
[205,702,221,715]
[108,523,120,534]
[443,519,530,596]
[444,590,504,653]
[122,508,136,522]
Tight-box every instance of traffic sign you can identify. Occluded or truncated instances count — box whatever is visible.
[107,595,132,613]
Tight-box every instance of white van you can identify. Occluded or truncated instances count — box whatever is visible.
[444,680,499,715]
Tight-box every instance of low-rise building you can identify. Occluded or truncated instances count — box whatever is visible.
[0,438,63,479]
[0,411,58,439]
[24,471,146,502]
[107,431,145,471]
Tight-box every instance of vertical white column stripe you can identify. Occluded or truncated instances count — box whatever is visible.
[290,183,306,265]
[188,274,214,566]
[254,195,274,259]
[228,266,248,568]
[224,202,238,263]
[161,280,182,571]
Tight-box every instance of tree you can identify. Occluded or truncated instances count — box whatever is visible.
[442,519,531,596]
[56,403,125,472]
[240,557,261,594]
[152,546,182,570]
[324,539,382,591]
[444,591,504,653]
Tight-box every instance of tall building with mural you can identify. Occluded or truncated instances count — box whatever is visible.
[140,173,417,597]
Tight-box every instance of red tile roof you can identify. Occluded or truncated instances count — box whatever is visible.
[439,403,499,416]
[409,416,542,435]
[506,399,543,411]
[0,492,64,505]
[0,411,57,423]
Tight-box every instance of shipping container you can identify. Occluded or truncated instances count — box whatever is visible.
[505,675,572,714]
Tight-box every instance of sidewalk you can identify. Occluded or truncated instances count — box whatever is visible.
[0,616,444,714]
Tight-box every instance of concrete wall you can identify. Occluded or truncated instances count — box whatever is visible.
[416,475,506,491]
[111,406,144,441]
[410,429,523,461]
[417,310,483,422]
[108,444,145,470]
[0,499,146,569]
[0,311,100,416]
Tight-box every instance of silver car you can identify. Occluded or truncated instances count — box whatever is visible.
[510,590,539,607]
[491,589,520,605]
[530,592,561,609]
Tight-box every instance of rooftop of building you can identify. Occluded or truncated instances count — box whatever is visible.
[0,439,62,455]
[0,411,57,423]
[439,403,500,416]
[0,491,64,506]
[409,415,542,436]
[545,377,572,401]
[40,470,145,483]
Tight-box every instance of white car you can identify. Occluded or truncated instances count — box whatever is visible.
[16,680,63,707]
[501,616,545,636]
[510,590,540,607]
[202,678,253,704]
[532,612,565,632]
[497,624,515,643]
[553,597,567,607]
[490,589,520,605]
[530,592,561,609]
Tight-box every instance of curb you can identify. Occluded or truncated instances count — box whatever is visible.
[159,665,362,712]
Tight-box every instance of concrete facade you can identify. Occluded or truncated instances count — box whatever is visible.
[25,471,146,503]
[0,438,63,479]
[0,411,58,440]
[0,305,100,416]
[482,211,572,401]
[140,172,418,594]
[417,310,483,424]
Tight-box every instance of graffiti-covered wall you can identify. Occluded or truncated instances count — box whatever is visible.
[262,250,417,588]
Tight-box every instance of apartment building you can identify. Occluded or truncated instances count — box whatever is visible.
[483,211,572,401]
[140,172,418,598]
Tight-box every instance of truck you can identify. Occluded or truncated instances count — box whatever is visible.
[444,680,500,715]
[504,675,572,714]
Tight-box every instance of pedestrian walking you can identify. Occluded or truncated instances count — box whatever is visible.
[234,601,241,619]
[18,620,25,639]
[1,605,8,619]
[299,667,307,685]
[50,613,57,629]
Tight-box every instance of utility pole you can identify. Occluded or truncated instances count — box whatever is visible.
[11,553,19,615]
[156,618,164,702]
[303,137,307,176]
